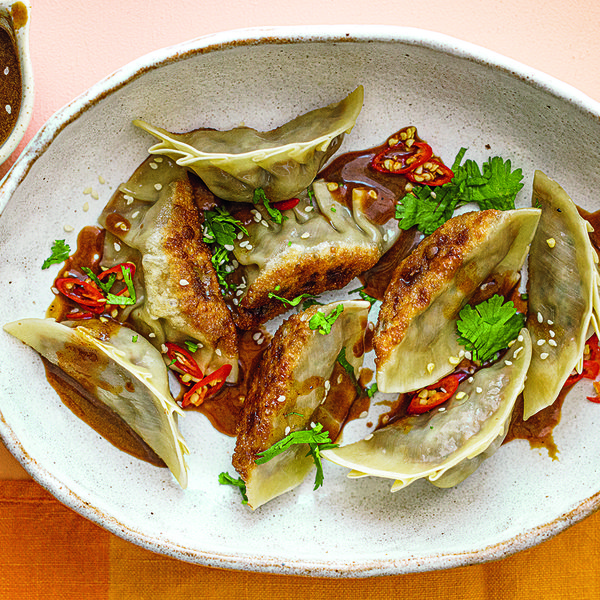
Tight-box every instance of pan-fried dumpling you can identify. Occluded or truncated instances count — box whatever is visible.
[3,318,189,487]
[323,329,531,490]
[98,156,238,382]
[132,87,364,203]
[232,300,369,509]
[226,179,401,329]
[522,171,600,419]
[373,208,540,393]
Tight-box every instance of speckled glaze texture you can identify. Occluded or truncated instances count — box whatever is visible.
[1,26,600,577]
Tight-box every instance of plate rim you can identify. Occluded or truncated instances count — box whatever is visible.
[1,24,600,577]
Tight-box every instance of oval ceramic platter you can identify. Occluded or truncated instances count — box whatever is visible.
[1,26,600,577]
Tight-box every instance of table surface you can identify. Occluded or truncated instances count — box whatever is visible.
[2,0,600,596]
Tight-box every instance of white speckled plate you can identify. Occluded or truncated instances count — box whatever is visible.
[1,26,600,577]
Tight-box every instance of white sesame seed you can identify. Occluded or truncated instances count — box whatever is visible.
[548,339,557,347]
[537,312,543,323]
[513,347,523,359]
[476,387,483,393]
[63,224,74,232]
[5,105,10,114]
[438,407,446,412]
[91,190,99,200]
[458,349,465,357]
[237,232,244,240]
[252,332,261,341]
[518,334,524,342]
[154,183,162,191]
[464,351,472,360]
[154,157,163,163]
[549,330,555,338]
[546,238,556,248]
[179,279,189,286]
[547,319,554,325]
[304,205,314,212]
[83,202,89,212]
[161,344,168,353]
[448,356,460,365]
[301,232,310,239]
[337,374,343,384]
[149,162,158,170]
[236,289,243,297]
[98,175,106,184]
[51,286,59,295]
[504,360,513,366]
[83,187,92,195]
[285,426,291,436]
[131,211,140,219]
[359,411,368,419]
[426,363,435,374]
[256,337,264,345]
[246,244,253,250]
[456,392,466,400]
[537,339,546,346]
[239,241,249,248]
[365,433,374,441]
[224,244,234,251]
[233,298,239,306]
[260,220,269,228]
[277,395,286,403]
[324,381,331,392]
[215,348,222,356]
[468,376,474,383]
[148,333,156,338]
[540,352,549,360]
[3,67,8,75]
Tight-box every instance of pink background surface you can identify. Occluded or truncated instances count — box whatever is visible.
[1,0,600,478]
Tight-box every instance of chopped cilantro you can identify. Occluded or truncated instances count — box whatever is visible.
[184,340,198,353]
[308,305,344,335]
[396,148,524,235]
[81,267,116,295]
[105,265,136,305]
[301,297,325,310]
[218,472,248,504]
[348,285,377,307]
[255,423,338,490]
[268,292,316,307]
[203,206,247,247]
[336,347,361,394]
[253,188,284,224]
[366,382,378,398]
[42,239,71,270]
[132,335,138,343]
[456,294,525,363]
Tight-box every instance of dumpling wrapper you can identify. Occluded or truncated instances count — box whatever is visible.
[3,318,189,487]
[323,329,531,490]
[98,156,238,382]
[522,171,600,419]
[232,300,369,509]
[374,208,540,393]
[228,179,401,329]
[132,87,364,203]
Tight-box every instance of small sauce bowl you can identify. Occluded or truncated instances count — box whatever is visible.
[0,0,32,166]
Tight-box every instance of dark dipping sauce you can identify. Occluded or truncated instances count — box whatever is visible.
[0,22,21,145]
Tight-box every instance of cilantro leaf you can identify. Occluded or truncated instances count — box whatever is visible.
[456,294,525,363]
[301,297,325,310]
[184,340,198,353]
[348,286,377,307]
[42,239,71,270]
[268,292,316,307]
[308,304,344,335]
[395,149,524,235]
[253,188,284,224]
[105,265,136,305]
[81,267,116,295]
[255,423,338,490]
[218,472,248,504]
[203,206,247,247]
[336,347,362,394]
[366,382,378,398]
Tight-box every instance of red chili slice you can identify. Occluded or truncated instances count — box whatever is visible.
[98,262,136,281]
[181,363,233,408]
[406,160,454,186]
[406,374,462,415]
[271,198,300,211]
[371,141,433,175]
[55,277,106,312]
[66,310,95,320]
[165,342,203,381]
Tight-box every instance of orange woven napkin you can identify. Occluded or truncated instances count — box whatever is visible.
[1,480,599,599]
